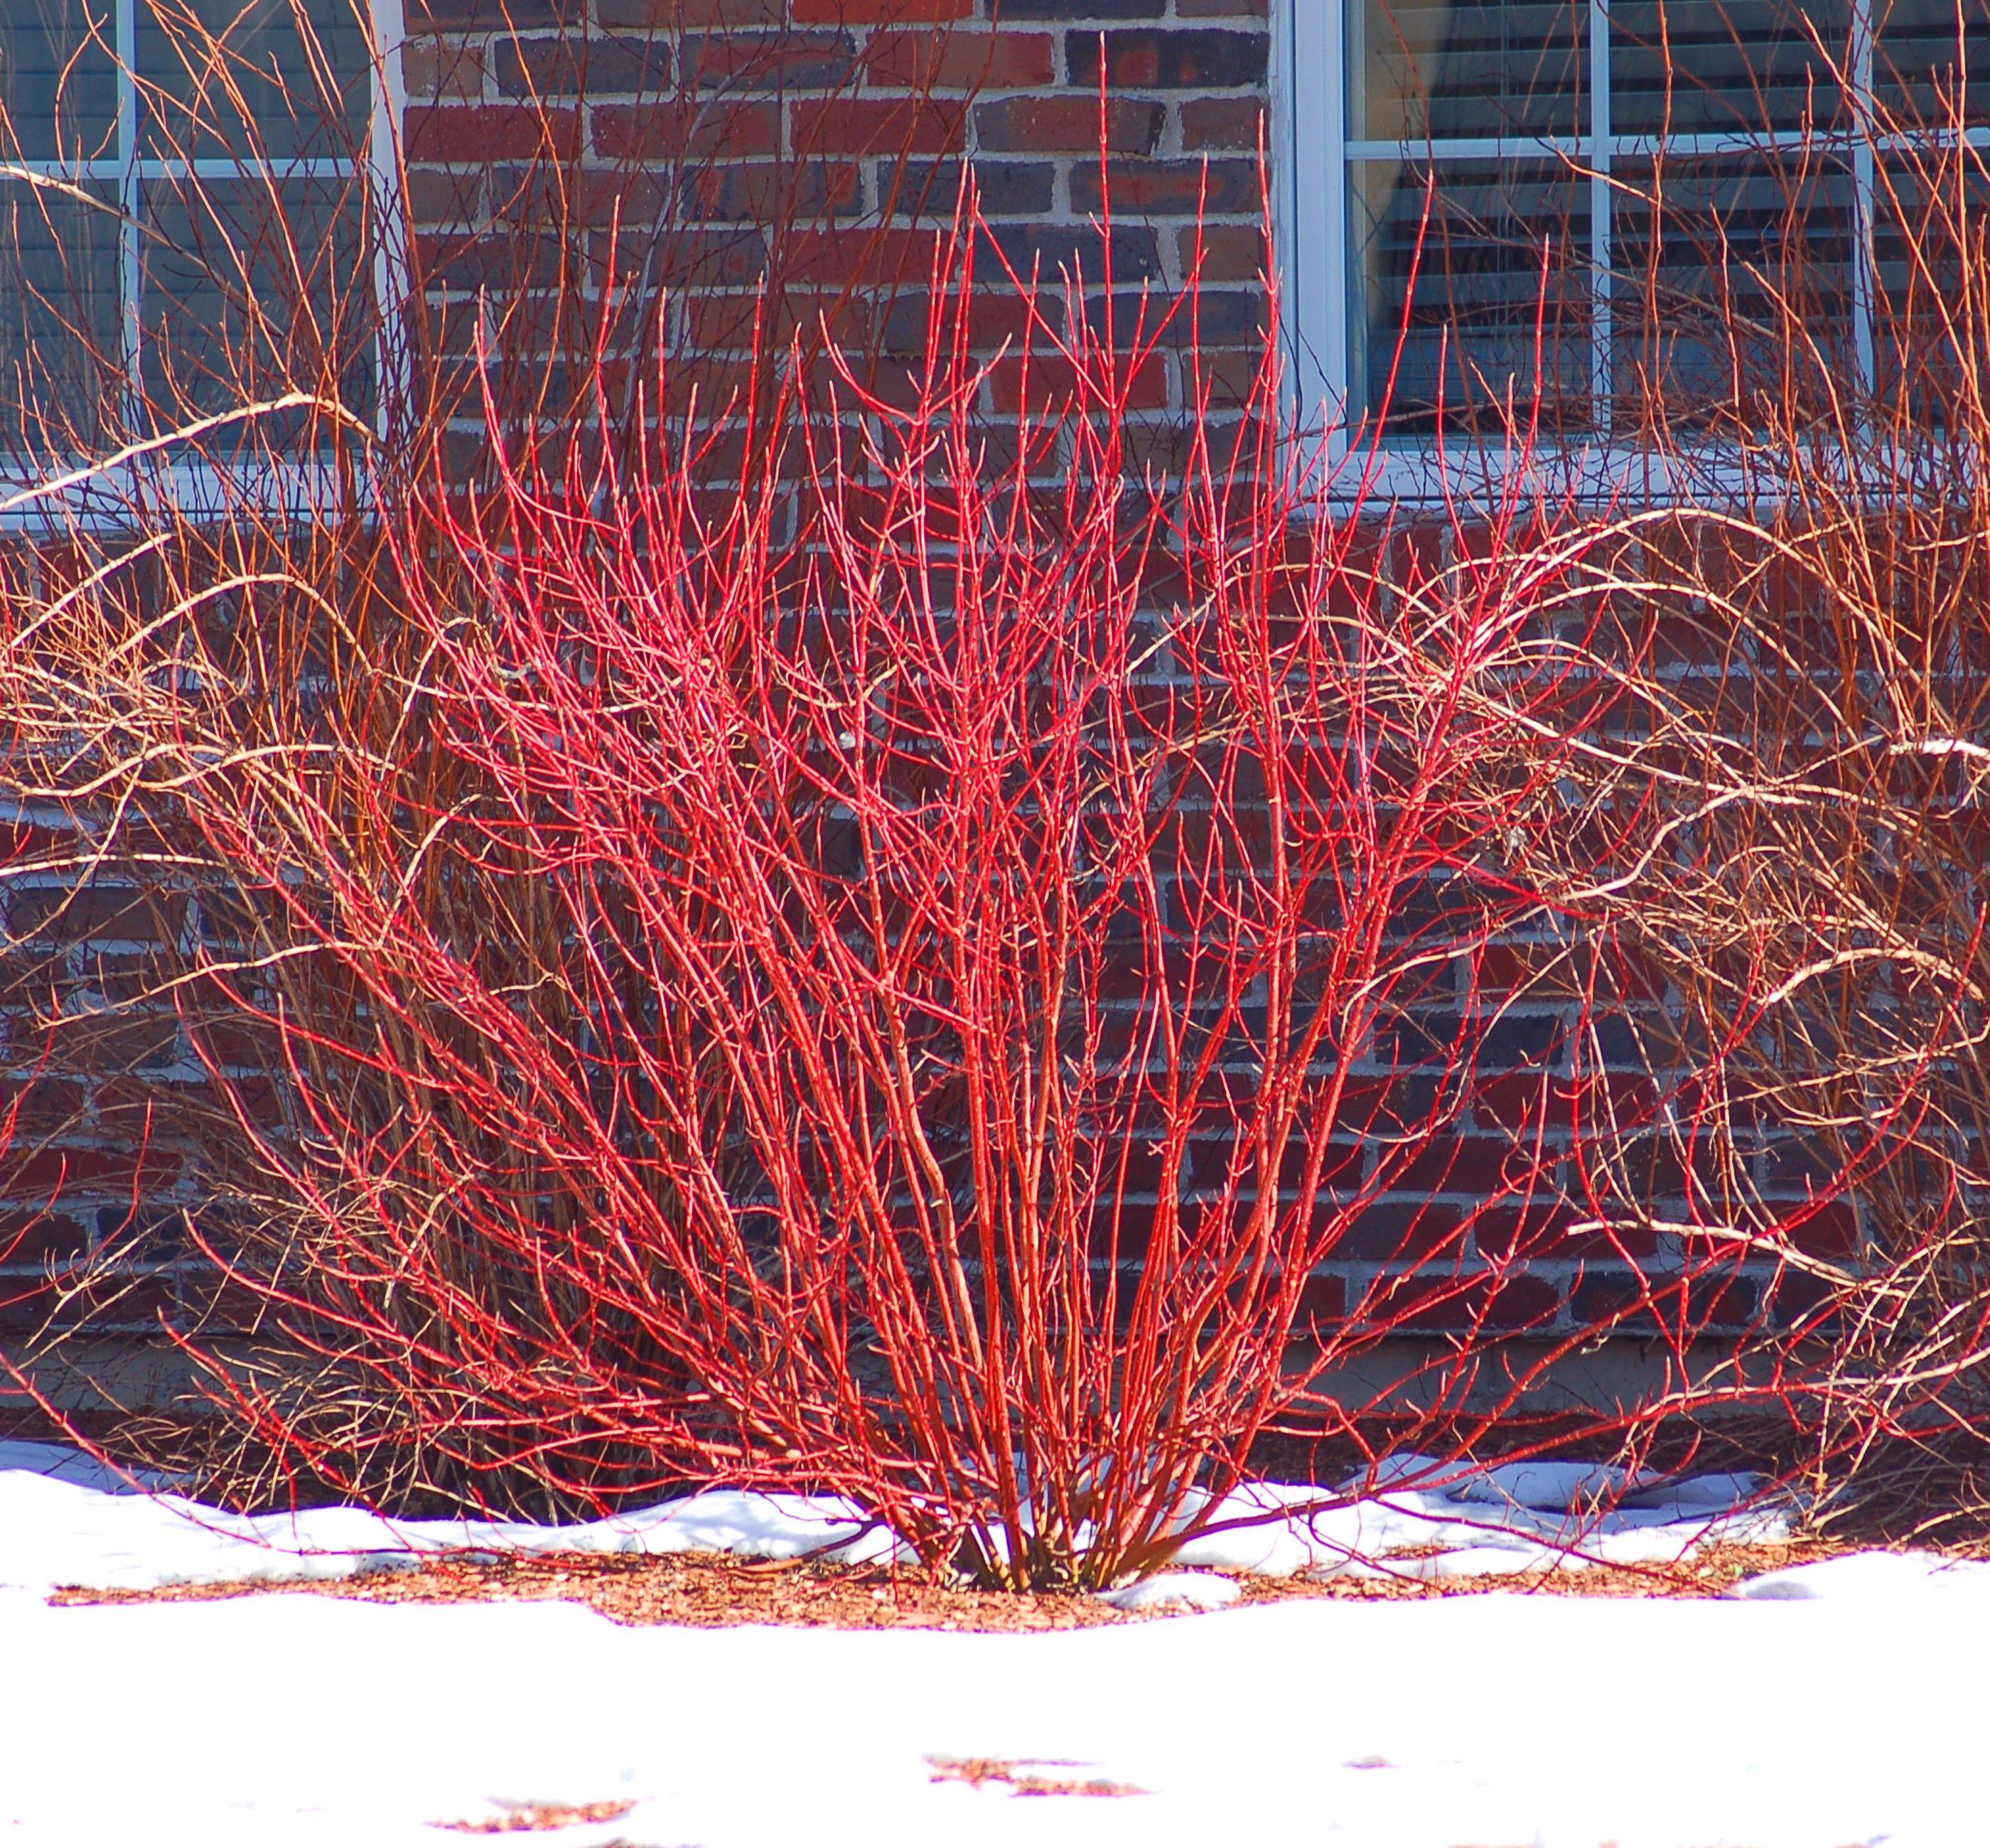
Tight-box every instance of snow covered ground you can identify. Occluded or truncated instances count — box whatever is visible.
[2,1440,1983,1847]
[0,1440,1790,1594]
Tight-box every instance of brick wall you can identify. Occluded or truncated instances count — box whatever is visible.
[396,1,1272,449]
[0,1,1808,1388]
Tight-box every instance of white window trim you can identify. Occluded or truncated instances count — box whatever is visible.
[1274,0,1990,507]
[0,0,408,530]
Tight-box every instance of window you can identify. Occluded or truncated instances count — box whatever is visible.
[0,1,399,486]
[1282,1,1990,473]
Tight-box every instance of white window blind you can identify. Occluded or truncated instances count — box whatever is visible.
[1296,0,1990,442]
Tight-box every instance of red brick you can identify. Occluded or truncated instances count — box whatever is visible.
[0,827,63,869]
[407,0,566,25]
[1382,1135,1529,1198]
[1004,0,1162,15]
[785,225,945,288]
[0,1146,173,1205]
[1295,1271,1347,1335]
[591,97,779,161]
[0,1212,91,1267]
[677,29,858,90]
[405,103,580,163]
[984,349,1170,414]
[1069,157,1262,216]
[1781,1199,1862,1259]
[790,95,968,156]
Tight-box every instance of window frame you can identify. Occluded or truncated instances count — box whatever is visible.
[1274,0,1990,504]
[0,0,408,530]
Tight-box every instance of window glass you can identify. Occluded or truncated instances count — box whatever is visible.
[1354,0,1587,141]
[141,173,373,431]
[0,0,375,461]
[138,0,371,163]
[1611,154,1856,423]
[0,177,120,452]
[1608,1,1851,139]
[0,2,118,163]
[1335,0,1940,439]
[1871,151,1990,415]
[1873,0,1990,126]
[1351,159,1593,431]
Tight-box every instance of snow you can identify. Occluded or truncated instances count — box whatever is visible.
[5,1549,1990,1845]
[0,1445,907,1594]
[0,1441,1983,1846]
[0,1441,1790,1596]
[1159,1463,1791,1582]
[1732,1548,1990,1601]
[1097,1571,1240,1611]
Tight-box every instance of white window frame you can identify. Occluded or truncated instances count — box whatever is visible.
[1274,0,1990,505]
[0,0,408,530]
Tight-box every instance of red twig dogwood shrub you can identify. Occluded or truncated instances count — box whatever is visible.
[65,197,1694,1584]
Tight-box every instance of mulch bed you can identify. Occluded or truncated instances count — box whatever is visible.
[47,1533,1879,1629]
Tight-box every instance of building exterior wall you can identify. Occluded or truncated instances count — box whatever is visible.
[0,3,1819,1395]
[398,2,1274,448]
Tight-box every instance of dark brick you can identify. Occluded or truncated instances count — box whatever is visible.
[1329,1200,1465,1262]
[1001,0,1163,15]
[684,158,864,223]
[1365,1269,1564,1332]
[1687,1272,1761,1328]
[1069,28,1269,90]
[1384,1008,1564,1070]
[1763,1268,1843,1332]
[1475,1200,1661,1260]
[901,159,1055,217]
[494,34,672,98]
[417,230,572,296]
[679,30,859,91]
[988,222,1164,284]
[974,95,1163,156]
[1569,1268,1657,1331]
[0,1211,91,1267]
[6,886,173,944]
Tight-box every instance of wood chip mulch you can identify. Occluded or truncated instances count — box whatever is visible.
[926,1755,1144,1798]
[46,1532,1878,1628]
[431,1797,636,1834]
